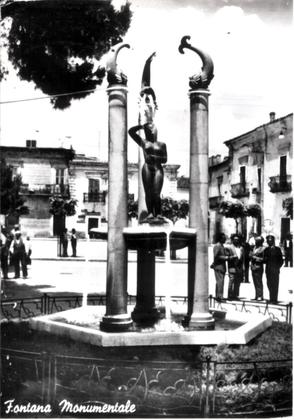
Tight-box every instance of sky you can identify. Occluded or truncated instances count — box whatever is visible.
[0,0,293,176]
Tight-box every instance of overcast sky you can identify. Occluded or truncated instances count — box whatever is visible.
[0,0,292,175]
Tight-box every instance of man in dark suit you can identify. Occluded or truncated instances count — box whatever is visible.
[212,233,228,301]
[264,235,284,303]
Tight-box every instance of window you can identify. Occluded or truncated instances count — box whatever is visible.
[257,167,262,191]
[56,169,65,185]
[217,176,223,196]
[240,166,246,188]
[280,156,287,179]
[89,179,100,193]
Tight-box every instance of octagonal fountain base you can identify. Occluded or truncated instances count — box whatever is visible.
[29,305,272,347]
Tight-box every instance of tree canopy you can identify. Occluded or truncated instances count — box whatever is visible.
[1,0,132,109]
[0,158,29,218]
[49,196,77,217]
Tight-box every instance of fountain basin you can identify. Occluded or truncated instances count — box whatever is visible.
[29,306,272,347]
[123,226,196,250]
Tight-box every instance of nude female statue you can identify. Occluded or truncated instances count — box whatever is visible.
[128,87,167,219]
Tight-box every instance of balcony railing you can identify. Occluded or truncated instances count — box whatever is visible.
[20,183,70,197]
[83,192,106,203]
[268,175,292,193]
[230,182,250,198]
[209,195,223,209]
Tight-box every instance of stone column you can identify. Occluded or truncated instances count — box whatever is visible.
[179,36,215,329]
[188,89,214,329]
[100,44,132,332]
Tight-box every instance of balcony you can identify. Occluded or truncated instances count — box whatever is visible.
[83,192,106,203]
[230,183,250,198]
[268,175,292,193]
[209,196,223,209]
[20,183,70,197]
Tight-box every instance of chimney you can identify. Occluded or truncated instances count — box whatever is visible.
[269,112,276,122]
[26,140,37,148]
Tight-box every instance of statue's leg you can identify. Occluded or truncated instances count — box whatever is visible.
[153,168,164,216]
[142,164,154,215]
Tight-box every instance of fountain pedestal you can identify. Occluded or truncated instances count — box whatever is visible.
[123,226,197,326]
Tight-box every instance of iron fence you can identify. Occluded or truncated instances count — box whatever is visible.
[1,348,292,417]
[1,294,292,324]
[209,295,292,324]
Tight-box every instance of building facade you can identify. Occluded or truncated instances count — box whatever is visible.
[0,141,74,237]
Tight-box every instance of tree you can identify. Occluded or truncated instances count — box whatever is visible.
[0,158,29,224]
[127,195,138,221]
[161,197,189,224]
[1,1,132,109]
[218,200,247,234]
[49,197,77,218]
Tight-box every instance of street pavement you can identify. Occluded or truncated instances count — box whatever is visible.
[1,238,293,304]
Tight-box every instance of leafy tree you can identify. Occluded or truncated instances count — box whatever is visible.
[218,200,247,234]
[161,197,189,224]
[1,1,132,109]
[0,158,29,221]
[246,203,261,218]
[283,197,293,219]
[49,197,77,217]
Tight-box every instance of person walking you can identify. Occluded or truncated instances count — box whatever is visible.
[0,226,10,279]
[282,233,293,268]
[70,229,77,257]
[9,231,28,279]
[227,234,245,300]
[264,235,284,303]
[249,236,265,300]
[211,233,228,301]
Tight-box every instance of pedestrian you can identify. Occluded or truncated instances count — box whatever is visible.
[9,231,28,279]
[61,228,69,257]
[70,228,77,257]
[1,226,10,279]
[242,236,251,283]
[227,234,245,300]
[211,233,228,301]
[249,236,265,300]
[25,236,32,266]
[282,233,293,268]
[264,234,284,303]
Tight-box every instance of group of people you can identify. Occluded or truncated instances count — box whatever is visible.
[60,228,77,257]
[212,232,286,303]
[0,224,32,280]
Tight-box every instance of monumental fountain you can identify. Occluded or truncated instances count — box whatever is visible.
[29,37,272,346]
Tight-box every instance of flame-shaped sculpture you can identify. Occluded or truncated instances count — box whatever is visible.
[178,36,214,90]
[141,51,156,89]
[106,42,130,86]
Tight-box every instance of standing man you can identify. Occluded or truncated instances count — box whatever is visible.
[249,236,265,301]
[264,235,284,303]
[9,231,27,279]
[212,233,228,301]
[61,228,69,257]
[1,226,9,279]
[227,234,245,300]
[70,229,77,257]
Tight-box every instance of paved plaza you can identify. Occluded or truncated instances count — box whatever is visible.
[1,238,293,305]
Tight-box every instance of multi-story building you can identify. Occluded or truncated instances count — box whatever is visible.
[0,141,74,236]
[222,112,292,242]
[1,142,182,237]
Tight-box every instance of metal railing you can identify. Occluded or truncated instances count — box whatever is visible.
[209,295,292,324]
[268,175,292,193]
[20,183,70,196]
[1,347,291,417]
[1,294,292,324]
[83,192,106,203]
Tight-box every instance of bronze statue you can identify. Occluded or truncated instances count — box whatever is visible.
[129,87,167,220]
